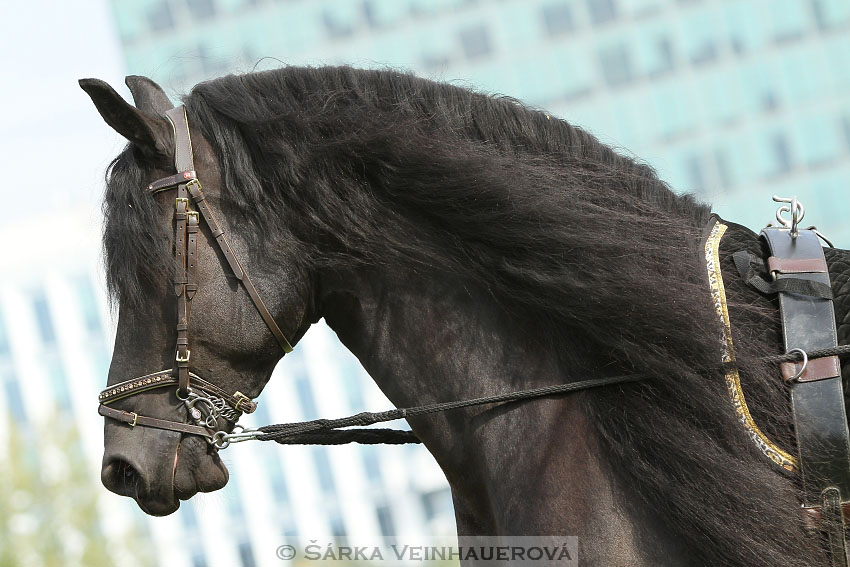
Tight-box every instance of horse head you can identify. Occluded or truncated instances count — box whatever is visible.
[80,76,315,515]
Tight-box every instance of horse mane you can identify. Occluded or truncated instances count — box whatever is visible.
[103,65,822,564]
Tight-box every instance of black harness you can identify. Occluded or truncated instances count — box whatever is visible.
[762,223,850,566]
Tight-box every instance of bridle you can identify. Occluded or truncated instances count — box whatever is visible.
[97,105,293,445]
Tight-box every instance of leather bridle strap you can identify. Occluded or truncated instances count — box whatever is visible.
[98,369,257,413]
[156,106,294,359]
[99,404,213,437]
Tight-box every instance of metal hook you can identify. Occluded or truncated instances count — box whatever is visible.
[786,348,808,383]
[773,195,805,237]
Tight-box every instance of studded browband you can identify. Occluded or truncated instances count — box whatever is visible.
[97,105,293,442]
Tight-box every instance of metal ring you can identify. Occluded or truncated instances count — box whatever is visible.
[211,431,229,450]
[175,387,193,401]
[787,348,808,383]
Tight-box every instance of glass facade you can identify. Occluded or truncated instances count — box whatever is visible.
[111,0,850,246]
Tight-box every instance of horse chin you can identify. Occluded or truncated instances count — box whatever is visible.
[172,436,230,501]
[136,492,181,517]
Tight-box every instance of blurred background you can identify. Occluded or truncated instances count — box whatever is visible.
[1,0,848,565]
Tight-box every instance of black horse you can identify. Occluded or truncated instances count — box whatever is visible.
[80,66,849,566]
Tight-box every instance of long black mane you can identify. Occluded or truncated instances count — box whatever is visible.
[104,66,821,565]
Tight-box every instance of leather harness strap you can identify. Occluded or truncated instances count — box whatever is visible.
[762,226,850,566]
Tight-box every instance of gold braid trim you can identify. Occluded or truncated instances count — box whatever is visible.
[704,221,797,472]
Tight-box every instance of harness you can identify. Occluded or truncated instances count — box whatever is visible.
[708,199,850,567]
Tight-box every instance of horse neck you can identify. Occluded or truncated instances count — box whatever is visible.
[318,266,687,564]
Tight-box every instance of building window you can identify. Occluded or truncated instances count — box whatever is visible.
[238,541,256,567]
[761,90,780,112]
[841,116,850,151]
[47,358,71,412]
[186,0,216,20]
[147,1,174,33]
[459,24,493,59]
[4,375,26,422]
[181,501,199,533]
[598,43,634,87]
[686,154,705,193]
[810,0,846,31]
[75,277,102,335]
[361,445,382,485]
[329,514,347,539]
[770,132,793,174]
[714,149,733,188]
[421,488,454,522]
[375,504,395,536]
[362,0,385,29]
[690,41,717,66]
[313,447,337,495]
[586,0,617,25]
[295,376,318,420]
[541,2,575,37]
[647,36,675,76]
[32,292,56,344]
[322,9,354,38]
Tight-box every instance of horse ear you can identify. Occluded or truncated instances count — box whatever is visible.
[125,75,174,116]
[79,78,172,160]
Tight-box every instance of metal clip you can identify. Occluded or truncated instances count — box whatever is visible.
[772,195,805,238]
[232,391,251,412]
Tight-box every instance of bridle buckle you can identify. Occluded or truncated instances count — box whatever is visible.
[176,349,191,363]
[128,411,138,427]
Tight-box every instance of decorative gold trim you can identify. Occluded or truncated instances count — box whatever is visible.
[704,221,797,472]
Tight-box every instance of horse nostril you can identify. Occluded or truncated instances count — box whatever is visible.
[103,458,141,497]
[120,462,136,482]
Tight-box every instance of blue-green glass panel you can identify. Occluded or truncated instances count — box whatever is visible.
[723,0,765,55]
[796,112,842,167]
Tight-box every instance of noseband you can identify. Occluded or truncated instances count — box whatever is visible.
[98,105,293,445]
